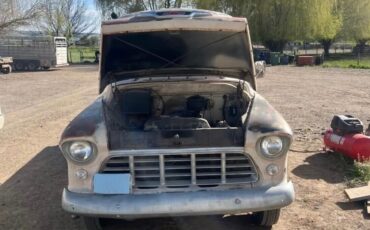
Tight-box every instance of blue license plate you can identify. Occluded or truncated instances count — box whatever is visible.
[93,173,131,194]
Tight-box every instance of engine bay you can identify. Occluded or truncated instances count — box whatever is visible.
[113,89,248,129]
[104,81,250,149]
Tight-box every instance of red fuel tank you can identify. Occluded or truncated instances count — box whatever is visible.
[324,129,370,161]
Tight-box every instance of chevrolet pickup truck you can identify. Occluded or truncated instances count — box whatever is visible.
[59,9,294,230]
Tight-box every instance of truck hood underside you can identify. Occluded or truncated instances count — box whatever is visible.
[100,30,254,92]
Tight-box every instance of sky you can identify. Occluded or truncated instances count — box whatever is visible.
[85,0,101,33]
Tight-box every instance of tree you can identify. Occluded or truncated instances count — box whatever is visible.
[95,0,193,19]
[0,0,42,33]
[196,0,343,53]
[301,0,342,56]
[341,0,370,52]
[39,0,95,42]
[196,0,298,51]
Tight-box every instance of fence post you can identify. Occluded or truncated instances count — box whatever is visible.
[357,49,360,66]
[79,50,83,63]
[68,49,72,63]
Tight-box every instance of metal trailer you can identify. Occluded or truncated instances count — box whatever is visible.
[0,56,13,74]
[0,36,68,71]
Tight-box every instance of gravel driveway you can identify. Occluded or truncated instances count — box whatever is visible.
[0,66,369,230]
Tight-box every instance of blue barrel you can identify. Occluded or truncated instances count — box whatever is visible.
[280,55,289,65]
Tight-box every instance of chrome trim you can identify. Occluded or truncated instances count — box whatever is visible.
[191,154,196,185]
[129,156,135,186]
[159,155,165,186]
[109,147,244,156]
[221,153,226,184]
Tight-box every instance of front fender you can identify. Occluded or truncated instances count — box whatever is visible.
[60,97,109,193]
[247,94,292,135]
[61,97,106,140]
[244,93,293,186]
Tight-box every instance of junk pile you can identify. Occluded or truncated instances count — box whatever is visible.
[323,115,370,161]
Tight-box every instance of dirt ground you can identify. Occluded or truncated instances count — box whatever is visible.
[0,66,369,230]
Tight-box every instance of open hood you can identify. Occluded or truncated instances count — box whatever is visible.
[99,9,256,92]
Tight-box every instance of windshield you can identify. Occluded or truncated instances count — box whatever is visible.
[100,30,250,75]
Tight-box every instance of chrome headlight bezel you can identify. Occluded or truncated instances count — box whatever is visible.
[61,141,97,164]
[257,135,290,158]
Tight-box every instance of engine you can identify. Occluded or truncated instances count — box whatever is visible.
[114,88,247,131]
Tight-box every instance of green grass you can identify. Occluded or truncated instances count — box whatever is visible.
[337,153,370,187]
[68,46,99,64]
[322,53,370,69]
[347,161,370,187]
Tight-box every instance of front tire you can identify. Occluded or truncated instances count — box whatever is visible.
[83,217,103,230]
[252,209,281,227]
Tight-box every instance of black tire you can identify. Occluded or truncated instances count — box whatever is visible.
[28,62,39,71]
[252,209,281,227]
[1,67,11,74]
[42,66,51,70]
[83,217,103,230]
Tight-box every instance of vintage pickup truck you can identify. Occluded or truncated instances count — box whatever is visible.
[60,9,294,230]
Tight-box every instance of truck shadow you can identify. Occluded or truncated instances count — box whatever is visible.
[0,146,270,230]
[291,151,346,184]
[103,215,270,230]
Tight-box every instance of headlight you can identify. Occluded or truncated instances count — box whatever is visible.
[68,141,93,162]
[260,136,284,157]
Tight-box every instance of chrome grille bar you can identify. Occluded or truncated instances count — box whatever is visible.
[221,153,226,184]
[159,155,165,186]
[191,154,196,186]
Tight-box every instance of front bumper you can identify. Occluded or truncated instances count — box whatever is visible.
[62,181,294,219]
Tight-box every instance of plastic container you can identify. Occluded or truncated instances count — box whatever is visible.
[270,52,280,66]
[261,52,271,65]
[280,55,289,65]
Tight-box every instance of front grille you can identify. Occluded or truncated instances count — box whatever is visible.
[101,152,258,192]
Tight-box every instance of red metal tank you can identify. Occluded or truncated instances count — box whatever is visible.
[324,129,370,161]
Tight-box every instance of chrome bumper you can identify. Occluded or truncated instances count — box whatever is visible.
[62,181,294,219]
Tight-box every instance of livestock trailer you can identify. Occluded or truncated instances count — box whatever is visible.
[0,36,68,70]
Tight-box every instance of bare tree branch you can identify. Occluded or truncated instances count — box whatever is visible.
[38,0,96,42]
[0,0,42,33]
